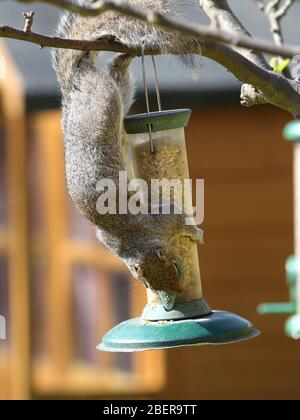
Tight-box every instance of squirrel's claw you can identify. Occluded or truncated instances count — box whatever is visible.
[195,226,204,244]
[183,225,204,244]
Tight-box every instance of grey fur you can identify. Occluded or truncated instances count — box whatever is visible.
[53,0,203,293]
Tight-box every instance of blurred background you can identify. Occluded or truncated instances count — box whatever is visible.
[0,0,300,400]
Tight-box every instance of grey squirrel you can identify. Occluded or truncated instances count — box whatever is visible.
[53,0,203,295]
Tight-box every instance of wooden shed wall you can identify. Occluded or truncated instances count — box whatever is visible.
[160,105,298,400]
[1,98,299,400]
[56,104,298,401]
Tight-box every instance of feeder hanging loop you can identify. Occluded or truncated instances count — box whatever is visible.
[141,45,163,154]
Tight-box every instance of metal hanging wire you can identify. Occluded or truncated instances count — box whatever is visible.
[151,55,162,112]
[141,44,154,153]
[141,44,162,153]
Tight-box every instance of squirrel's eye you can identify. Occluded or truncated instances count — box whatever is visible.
[133,265,140,272]
[133,265,144,277]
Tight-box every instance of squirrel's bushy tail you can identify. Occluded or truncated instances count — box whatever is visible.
[53,0,199,95]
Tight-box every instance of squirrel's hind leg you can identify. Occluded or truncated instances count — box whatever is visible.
[107,54,135,116]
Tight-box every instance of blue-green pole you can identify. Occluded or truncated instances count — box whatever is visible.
[257,121,300,339]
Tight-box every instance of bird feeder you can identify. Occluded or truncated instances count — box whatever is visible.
[98,55,258,352]
[98,107,259,352]
[258,120,300,339]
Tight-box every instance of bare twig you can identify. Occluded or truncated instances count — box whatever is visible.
[0,24,141,53]
[23,11,35,33]
[199,0,268,68]
[266,0,285,46]
[257,0,295,46]
[18,0,107,17]
[255,0,266,11]
[276,0,295,19]
[199,0,270,109]
[255,0,295,79]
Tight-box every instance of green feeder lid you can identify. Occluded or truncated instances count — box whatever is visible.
[124,109,192,134]
[283,120,300,142]
[97,311,259,352]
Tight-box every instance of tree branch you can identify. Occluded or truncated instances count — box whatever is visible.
[0,0,296,115]
[0,24,141,53]
[199,0,269,68]
[202,41,300,115]
[256,0,295,46]
[199,0,270,108]
[254,0,296,80]
[12,0,300,59]
[18,0,107,17]
[198,0,300,112]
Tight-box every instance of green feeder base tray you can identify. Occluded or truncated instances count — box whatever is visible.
[97,311,260,352]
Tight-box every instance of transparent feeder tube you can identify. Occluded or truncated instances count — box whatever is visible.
[128,126,203,304]
[97,109,258,352]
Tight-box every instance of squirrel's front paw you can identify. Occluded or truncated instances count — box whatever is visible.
[95,32,121,43]
[195,226,204,244]
[184,225,204,244]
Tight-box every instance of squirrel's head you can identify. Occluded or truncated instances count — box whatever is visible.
[129,244,184,293]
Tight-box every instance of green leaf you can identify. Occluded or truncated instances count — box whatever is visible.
[270,57,290,73]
